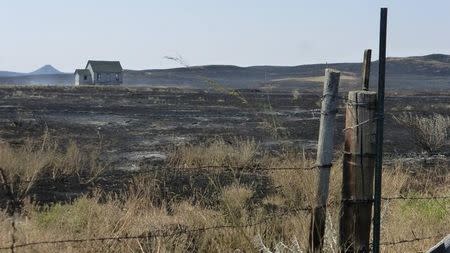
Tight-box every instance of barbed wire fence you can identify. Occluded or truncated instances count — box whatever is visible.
[0,162,449,252]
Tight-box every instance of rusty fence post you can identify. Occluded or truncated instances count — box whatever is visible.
[339,91,377,252]
[309,69,340,252]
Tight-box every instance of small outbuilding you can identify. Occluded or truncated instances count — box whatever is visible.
[74,69,92,85]
[75,60,123,86]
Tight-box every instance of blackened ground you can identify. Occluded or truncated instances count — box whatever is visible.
[0,86,448,171]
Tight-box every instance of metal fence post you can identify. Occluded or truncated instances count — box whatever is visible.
[372,7,388,253]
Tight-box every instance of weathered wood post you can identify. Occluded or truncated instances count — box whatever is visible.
[309,69,340,252]
[362,49,372,91]
[339,91,377,252]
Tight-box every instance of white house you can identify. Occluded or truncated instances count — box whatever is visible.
[75,61,123,85]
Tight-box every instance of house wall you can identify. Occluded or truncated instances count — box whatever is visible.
[75,74,80,86]
[85,63,123,85]
[92,72,123,85]
[86,64,95,83]
[74,73,93,85]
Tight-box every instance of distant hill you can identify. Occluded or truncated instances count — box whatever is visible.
[29,65,62,75]
[0,65,69,85]
[123,54,450,91]
[0,71,22,77]
[0,65,64,77]
[1,54,450,90]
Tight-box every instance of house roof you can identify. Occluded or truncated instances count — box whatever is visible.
[74,69,90,75]
[86,61,123,73]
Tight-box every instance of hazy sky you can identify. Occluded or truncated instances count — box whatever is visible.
[1,1,450,72]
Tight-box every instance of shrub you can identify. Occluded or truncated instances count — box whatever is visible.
[393,113,450,154]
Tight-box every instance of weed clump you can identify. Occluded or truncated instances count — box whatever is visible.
[0,132,104,212]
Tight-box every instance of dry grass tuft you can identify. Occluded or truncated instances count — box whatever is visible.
[168,138,259,168]
[220,184,253,223]
[0,132,105,207]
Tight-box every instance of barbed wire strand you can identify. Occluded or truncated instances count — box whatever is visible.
[379,233,448,246]
[1,209,447,251]
[1,164,449,251]
[0,164,321,186]
[0,206,314,251]
[382,196,450,201]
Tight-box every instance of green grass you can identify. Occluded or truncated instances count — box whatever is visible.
[401,198,450,222]
[35,198,94,233]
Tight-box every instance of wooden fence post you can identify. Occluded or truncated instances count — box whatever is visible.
[362,49,372,91]
[309,69,340,252]
[339,91,377,252]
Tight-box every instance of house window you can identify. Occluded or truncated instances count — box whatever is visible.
[97,73,101,80]
[115,73,120,81]
[83,75,87,81]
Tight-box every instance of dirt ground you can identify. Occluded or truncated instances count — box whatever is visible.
[0,86,449,171]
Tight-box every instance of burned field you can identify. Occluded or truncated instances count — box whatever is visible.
[1,86,449,198]
[0,86,449,252]
[0,86,449,170]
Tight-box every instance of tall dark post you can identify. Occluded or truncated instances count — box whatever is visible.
[362,49,372,91]
[372,8,387,253]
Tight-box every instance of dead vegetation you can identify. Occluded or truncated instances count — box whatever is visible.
[168,138,259,168]
[393,112,450,154]
[0,131,105,212]
[0,137,448,252]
